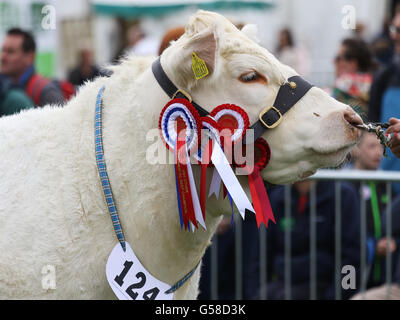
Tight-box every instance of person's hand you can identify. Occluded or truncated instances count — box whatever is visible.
[386,118,400,158]
[376,237,397,256]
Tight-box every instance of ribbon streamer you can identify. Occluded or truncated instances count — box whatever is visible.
[247,166,276,228]
[186,144,206,229]
[200,140,213,219]
[174,122,198,230]
[210,141,254,219]
[208,167,222,199]
[173,154,185,229]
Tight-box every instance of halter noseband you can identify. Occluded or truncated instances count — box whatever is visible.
[151,57,314,143]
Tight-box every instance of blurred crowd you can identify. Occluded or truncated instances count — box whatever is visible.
[2,7,400,301]
[0,22,185,115]
[199,9,400,300]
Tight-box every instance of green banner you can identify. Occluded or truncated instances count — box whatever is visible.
[93,1,274,18]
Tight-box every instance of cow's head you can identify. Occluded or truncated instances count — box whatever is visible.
[161,10,362,184]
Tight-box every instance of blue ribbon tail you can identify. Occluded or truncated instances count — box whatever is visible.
[227,191,235,226]
[174,151,184,230]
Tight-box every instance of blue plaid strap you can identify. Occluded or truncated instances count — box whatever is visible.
[95,86,126,251]
[164,262,200,294]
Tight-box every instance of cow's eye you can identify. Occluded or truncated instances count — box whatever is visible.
[239,71,264,83]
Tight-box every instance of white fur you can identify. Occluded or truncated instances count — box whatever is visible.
[0,10,360,299]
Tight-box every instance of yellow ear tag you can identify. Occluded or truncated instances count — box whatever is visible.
[191,52,209,80]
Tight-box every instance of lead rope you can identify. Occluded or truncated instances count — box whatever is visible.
[94,86,199,294]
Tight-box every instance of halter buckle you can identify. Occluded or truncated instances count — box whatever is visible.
[172,89,192,103]
[259,106,283,129]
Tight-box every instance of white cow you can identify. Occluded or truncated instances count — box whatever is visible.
[0,10,362,299]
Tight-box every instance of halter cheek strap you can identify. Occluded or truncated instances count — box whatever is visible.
[245,76,313,144]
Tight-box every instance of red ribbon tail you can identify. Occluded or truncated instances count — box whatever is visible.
[200,140,213,220]
[175,122,198,230]
[200,164,207,220]
[175,142,188,229]
[248,172,265,228]
[223,186,227,199]
[248,166,275,228]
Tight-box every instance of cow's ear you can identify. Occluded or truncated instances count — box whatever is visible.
[184,27,217,76]
[162,22,221,90]
[175,24,222,90]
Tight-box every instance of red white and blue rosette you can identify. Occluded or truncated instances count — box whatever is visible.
[159,98,201,152]
[158,98,275,230]
[209,104,249,144]
[159,98,205,231]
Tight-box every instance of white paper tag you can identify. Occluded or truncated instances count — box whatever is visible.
[106,242,173,300]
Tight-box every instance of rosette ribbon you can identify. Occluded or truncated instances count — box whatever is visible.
[207,104,254,219]
[210,141,255,219]
[241,138,276,228]
[160,98,206,230]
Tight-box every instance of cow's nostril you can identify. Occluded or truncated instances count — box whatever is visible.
[343,110,363,127]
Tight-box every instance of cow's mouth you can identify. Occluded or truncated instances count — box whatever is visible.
[298,170,317,180]
[307,142,355,171]
[311,143,354,157]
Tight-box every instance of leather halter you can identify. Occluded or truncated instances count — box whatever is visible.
[151,57,313,143]
[152,57,209,117]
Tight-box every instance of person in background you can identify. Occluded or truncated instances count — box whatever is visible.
[353,22,368,42]
[158,26,185,55]
[68,48,102,87]
[1,28,64,107]
[351,194,400,300]
[260,180,361,300]
[332,38,375,118]
[350,132,399,289]
[367,10,400,196]
[369,11,400,123]
[387,117,400,158]
[0,74,33,117]
[370,18,394,67]
[126,24,158,57]
[275,28,310,76]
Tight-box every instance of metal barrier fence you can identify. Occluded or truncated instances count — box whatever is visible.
[207,169,400,300]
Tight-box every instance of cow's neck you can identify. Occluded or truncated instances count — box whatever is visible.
[95,64,224,295]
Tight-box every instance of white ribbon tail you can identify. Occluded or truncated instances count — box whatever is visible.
[208,167,222,199]
[210,142,254,219]
[186,147,207,230]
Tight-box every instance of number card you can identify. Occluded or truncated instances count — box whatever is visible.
[106,242,173,300]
